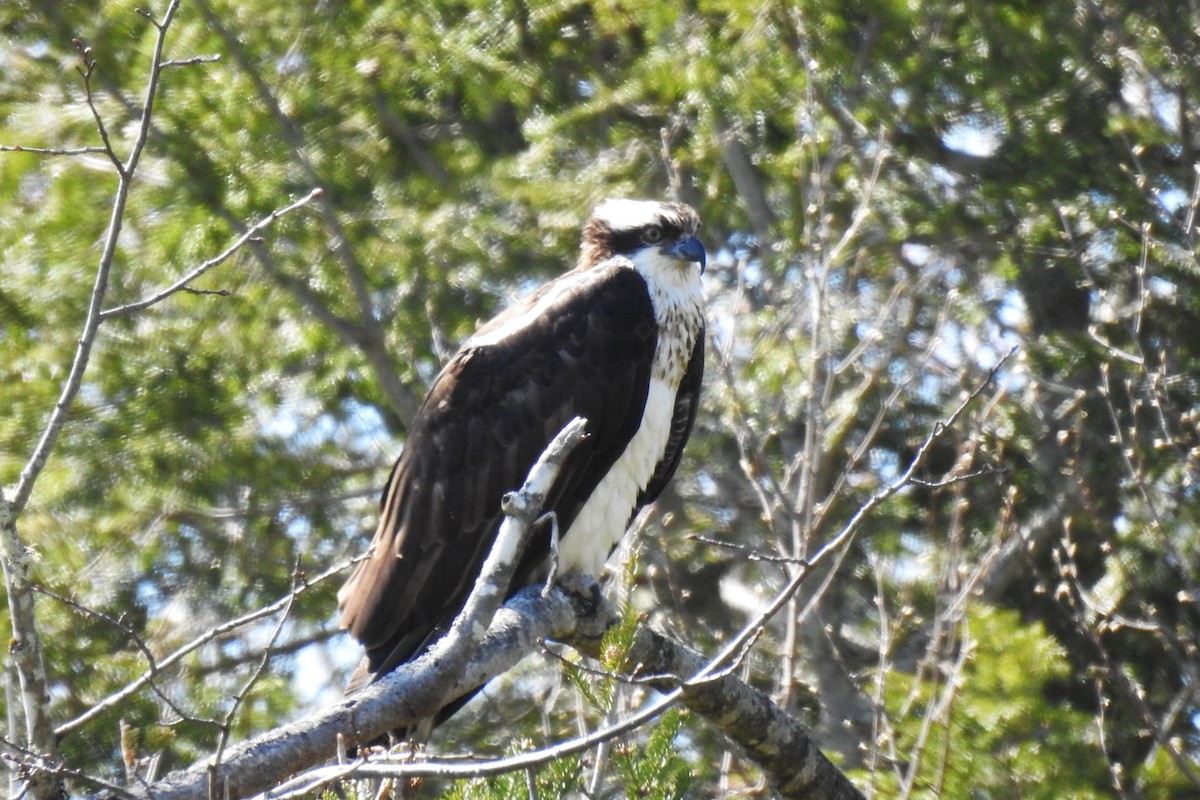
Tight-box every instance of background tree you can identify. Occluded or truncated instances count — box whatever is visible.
[2,0,1198,797]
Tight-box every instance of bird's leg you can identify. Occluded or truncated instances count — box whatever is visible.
[556,571,604,617]
[540,511,560,598]
[390,733,427,800]
[373,779,394,800]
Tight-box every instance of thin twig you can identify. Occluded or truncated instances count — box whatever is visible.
[538,642,617,681]
[54,555,357,738]
[33,586,217,731]
[100,189,323,319]
[181,287,232,298]
[627,627,767,688]
[0,750,142,800]
[160,54,221,69]
[210,558,303,799]
[721,347,1018,717]
[687,533,807,564]
[72,37,123,174]
[0,144,111,156]
[908,466,1008,488]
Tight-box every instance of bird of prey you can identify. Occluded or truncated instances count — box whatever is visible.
[337,198,707,717]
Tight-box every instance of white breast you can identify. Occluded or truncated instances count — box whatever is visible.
[558,251,703,578]
[557,378,678,577]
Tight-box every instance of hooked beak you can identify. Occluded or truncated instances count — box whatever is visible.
[664,235,706,273]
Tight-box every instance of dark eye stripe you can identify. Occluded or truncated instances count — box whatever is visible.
[607,222,683,255]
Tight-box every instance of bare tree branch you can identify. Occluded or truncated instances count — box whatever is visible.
[1,7,184,798]
[579,627,867,800]
[11,0,178,513]
[160,54,220,69]
[0,494,58,800]
[55,556,357,739]
[209,557,303,790]
[0,145,110,156]
[33,587,218,733]
[72,38,122,174]
[99,189,322,320]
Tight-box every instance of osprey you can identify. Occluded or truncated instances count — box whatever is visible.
[338,199,706,710]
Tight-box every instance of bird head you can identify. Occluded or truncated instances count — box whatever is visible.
[579,199,706,274]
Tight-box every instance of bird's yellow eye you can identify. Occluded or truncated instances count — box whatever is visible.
[642,225,664,243]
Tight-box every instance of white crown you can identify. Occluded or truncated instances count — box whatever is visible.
[592,198,667,231]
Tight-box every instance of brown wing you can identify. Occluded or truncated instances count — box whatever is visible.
[337,261,657,686]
